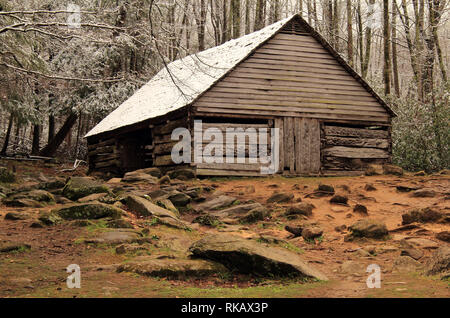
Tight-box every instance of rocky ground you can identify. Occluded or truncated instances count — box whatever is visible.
[0,161,449,298]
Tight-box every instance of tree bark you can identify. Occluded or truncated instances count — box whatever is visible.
[254,0,266,31]
[383,0,392,96]
[346,0,354,67]
[0,113,13,156]
[362,0,375,78]
[231,0,241,39]
[39,112,78,157]
[31,124,40,155]
[391,0,400,97]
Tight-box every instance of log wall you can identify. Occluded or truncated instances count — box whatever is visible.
[321,124,391,174]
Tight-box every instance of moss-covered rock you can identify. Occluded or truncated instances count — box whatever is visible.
[267,192,294,204]
[167,169,196,180]
[193,214,221,227]
[0,167,15,183]
[347,219,388,240]
[167,191,191,208]
[38,212,63,226]
[239,207,270,224]
[62,177,110,201]
[402,207,444,225]
[189,234,328,280]
[53,202,123,220]
[2,190,55,207]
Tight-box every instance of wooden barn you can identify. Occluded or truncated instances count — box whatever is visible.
[85,14,395,177]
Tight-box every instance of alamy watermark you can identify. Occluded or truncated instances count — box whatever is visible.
[170,120,280,175]
[66,264,81,289]
[366,264,381,289]
[67,4,81,29]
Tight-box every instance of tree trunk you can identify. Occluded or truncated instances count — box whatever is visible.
[0,113,13,156]
[39,112,78,157]
[306,0,312,24]
[383,0,392,96]
[231,0,241,39]
[31,124,40,155]
[245,0,251,34]
[362,0,375,78]
[391,0,400,97]
[255,0,266,31]
[346,0,354,67]
[357,0,364,74]
[221,0,229,43]
[194,0,207,51]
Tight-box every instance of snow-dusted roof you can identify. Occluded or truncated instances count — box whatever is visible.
[85,16,294,138]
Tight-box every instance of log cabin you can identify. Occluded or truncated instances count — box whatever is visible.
[85,14,395,177]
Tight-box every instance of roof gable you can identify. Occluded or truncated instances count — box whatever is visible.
[86,15,394,138]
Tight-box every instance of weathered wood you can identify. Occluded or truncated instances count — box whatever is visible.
[94,159,119,169]
[196,168,264,177]
[153,118,187,136]
[325,136,389,149]
[87,138,115,151]
[154,155,175,167]
[323,146,389,159]
[324,126,389,139]
[275,118,284,172]
[88,145,115,156]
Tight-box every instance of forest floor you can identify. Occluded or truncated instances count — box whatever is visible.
[0,160,449,298]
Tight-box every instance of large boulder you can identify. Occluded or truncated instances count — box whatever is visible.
[167,191,191,208]
[0,167,15,183]
[125,195,189,230]
[426,246,450,279]
[365,164,383,176]
[117,257,227,278]
[402,207,444,225]
[53,202,123,220]
[239,207,270,224]
[392,256,422,273]
[383,164,404,176]
[347,219,388,240]
[4,212,31,221]
[285,203,314,217]
[0,241,31,253]
[410,189,436,198]
[62,177,110,201]
[83,229,142,245]
[167,169,196,180]
[2,189,55,207]
[195,195,236,212]
[189,234,328,281]
[212,203,263,218]
[302,225,324,241]
[122,171,158,184]
[267,192,294,204]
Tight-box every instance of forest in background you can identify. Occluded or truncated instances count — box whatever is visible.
[0,0,448,173]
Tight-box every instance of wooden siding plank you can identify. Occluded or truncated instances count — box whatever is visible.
[310,119,321,173]
[195,101,389,117]
[324,126,389,138]
[323,146,390,159]
[201,92,383,108]
[275,118,284,172]
[195,107,390,123]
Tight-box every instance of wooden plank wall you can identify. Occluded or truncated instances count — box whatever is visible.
[282,117,320,175]
[321,125,391,174]
[152,117,189,171]
[194,31,390,124]
[87,138,121,173]
[195,121,272,176]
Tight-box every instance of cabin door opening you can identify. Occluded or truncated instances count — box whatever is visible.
[276,117,321,175]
